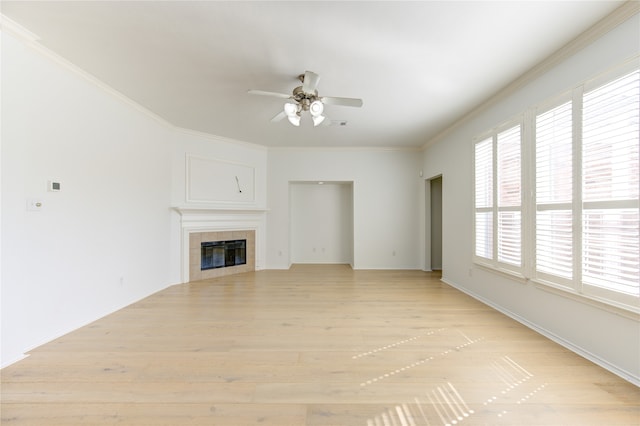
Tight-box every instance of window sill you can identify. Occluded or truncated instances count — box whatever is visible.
[473,262,639,320]
[532,280,640,321]
[473,261,527,284]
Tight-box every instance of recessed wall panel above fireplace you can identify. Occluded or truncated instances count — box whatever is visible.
[186,155,256,205]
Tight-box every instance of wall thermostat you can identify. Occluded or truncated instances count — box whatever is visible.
[48,180,61,192]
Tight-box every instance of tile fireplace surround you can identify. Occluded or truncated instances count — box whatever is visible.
[189,230,255,281]
[175,206,266,283]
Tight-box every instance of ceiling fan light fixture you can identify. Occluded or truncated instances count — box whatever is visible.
[309,100,324,117]
[312,115,326,127]
[250,72,362,128]
[284,102,299,117]
[287,115,301,126]
[284,102,301,126]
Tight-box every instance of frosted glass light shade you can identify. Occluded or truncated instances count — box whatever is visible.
[312,115,325,126]
[287,115,301,126]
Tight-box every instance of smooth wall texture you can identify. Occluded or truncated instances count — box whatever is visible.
[168,128,268,282]
[267,148,421,269]
[1,32,173,366]
[421,13,640,383]
[170,128,268,211]
[290,182,353,264]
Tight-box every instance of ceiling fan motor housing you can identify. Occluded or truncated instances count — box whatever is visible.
[293,86,318,111]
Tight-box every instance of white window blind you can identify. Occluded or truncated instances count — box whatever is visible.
[535,101,574,281]
[474,138,493,260]
[473,60,639,312]
[582,69,639,298]
[497,126,522,267]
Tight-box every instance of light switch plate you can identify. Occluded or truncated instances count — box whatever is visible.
[27,198,43,211]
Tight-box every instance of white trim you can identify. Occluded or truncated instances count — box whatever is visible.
[441,277,640,387]
[2,282,176,368]
[474,57,640,314]
[173,206,268,214]
[0,15,270,151]
[533,280,640,319]
[1,16,173,130]
[185,154,257,206]
[1,353,30,370]
[173,126,268,151]
[473,261,527,284]
[423,2,640,150]
[268,145,422,153]
[583,56,640,92]
[0,14,40,42]
[177,209,267,283]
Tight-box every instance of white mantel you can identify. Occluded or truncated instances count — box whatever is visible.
[174,206,268,283]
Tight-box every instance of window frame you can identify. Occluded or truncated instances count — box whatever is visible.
[472,117,525,277]
[577,60,639,310]
[473,57,640,314]
[531,90,577,291]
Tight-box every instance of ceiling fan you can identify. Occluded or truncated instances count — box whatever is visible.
[248,71,363,127]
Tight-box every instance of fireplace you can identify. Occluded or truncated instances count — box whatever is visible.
[201,239,246,270]
[189,230,255,281]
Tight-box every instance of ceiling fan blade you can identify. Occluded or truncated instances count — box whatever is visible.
[302,71,320,94]
[248,89,292,99]
[321,96,363,107]
[270,110,286,122]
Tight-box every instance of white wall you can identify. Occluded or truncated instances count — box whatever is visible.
[1,32,174,366]
[168,128,268,282]
[169,128,268,210]
[0,29,271,366]
[421,13,640,384]
[290,182,353,264]
[267,148,421,269]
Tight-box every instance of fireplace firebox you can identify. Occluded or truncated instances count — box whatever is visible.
[201,239,247,270]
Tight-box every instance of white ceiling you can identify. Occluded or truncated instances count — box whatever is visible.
[1,1,625,148]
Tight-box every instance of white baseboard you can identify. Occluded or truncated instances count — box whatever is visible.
[441,277,640,387]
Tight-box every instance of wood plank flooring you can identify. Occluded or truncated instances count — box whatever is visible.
[2,264,639,425]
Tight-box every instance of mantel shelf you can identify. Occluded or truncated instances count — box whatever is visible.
[173,206,269,215]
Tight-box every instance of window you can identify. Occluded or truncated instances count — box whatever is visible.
[474,60,639,311]
[535,99,574,285]
[497,126,522,267]
[581,69,639,303]
[474,121,523,274]
[474,138,493,260]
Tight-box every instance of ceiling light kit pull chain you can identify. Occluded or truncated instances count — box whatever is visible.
[248,71,363,127]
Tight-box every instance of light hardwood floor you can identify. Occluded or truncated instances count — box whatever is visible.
[2,265,639,425]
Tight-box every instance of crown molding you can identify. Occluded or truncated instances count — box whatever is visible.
[172,126,269,151]
[2,13,178,131]
[2,14,400,152]
[267,145,422,153]
[421,1,640,151]
[0,14,40,42]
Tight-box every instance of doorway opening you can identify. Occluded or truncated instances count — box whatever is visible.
[425,175,443,271]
